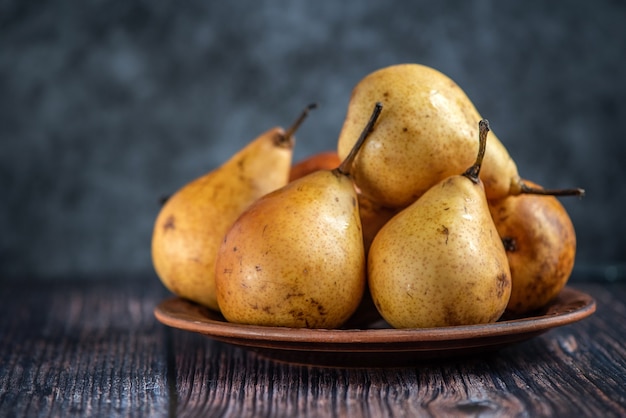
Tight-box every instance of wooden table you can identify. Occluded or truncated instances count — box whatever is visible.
[1,275,625,417]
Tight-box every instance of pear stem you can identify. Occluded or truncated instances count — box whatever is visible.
[336,102,383,177]
[463,119,490,184]
[282,102,318,141]
[520,182,585,197]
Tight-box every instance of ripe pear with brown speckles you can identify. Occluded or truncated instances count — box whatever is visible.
[368,120,512,328]
[337,64,583,208]
[215,103,383,329]
[151,105,315,311]
[489,180,577,315]
[289,150,399,256]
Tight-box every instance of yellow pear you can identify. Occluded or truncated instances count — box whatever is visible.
[288,150,398,256]
[368,120,512,328]
[337,64,582,208]
[215,103,383,328]
[151,104,315,311]
[489,180,577,315]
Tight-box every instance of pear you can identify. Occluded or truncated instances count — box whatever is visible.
[357,194,399,256]
[337,64,582,208]
[368,119,512,328]
[214,103,383,328]
[151,104,316,311]
[289,150,341,182]
[489,180,577,315]
[289,151,398,255]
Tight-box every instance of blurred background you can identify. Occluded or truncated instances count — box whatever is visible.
[1,1,624,282]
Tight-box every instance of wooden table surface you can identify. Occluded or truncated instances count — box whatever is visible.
[1,275,625,417]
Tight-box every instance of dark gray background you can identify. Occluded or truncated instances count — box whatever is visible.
[1,1,625,281]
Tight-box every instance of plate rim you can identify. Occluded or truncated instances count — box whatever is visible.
[154,286,596,345]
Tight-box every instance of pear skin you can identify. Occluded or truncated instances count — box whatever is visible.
[337,63,520,207]
[152,105,315,311]
[215,103,382,328]
[289,151,342,182]
[368,120,512,328]
[214,169,366,328]
[358,193,399,256]
[290,151,398,256]
[489,180,577,315]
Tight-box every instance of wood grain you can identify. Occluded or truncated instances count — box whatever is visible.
[1,279,625,417]
[170,283,626,418]
[0,278,171,417]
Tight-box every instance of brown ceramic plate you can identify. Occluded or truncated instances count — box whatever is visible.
[154,286,595,367]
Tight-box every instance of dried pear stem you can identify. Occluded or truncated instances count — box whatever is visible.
[275,103,318,147]
[519,182,585,197]
[463,119,490,184]
[336,102,383,177]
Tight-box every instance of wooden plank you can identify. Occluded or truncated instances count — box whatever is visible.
[170,283,626,417]
[0,278,171,417]
[1,279,624,417]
